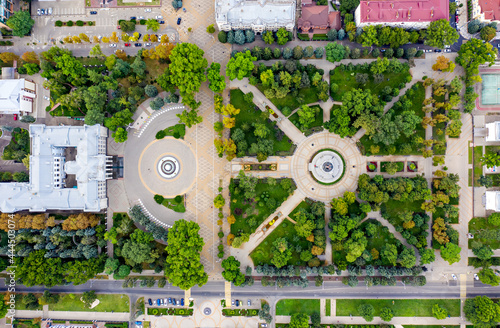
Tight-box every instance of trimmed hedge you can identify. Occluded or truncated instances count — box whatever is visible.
[222,308,259,316]
[147,307,194,316]
[298,33,310,41]
[312,34,328,40]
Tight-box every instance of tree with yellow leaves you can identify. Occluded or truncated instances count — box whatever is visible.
[222,104,240,116]
[115,49,127,60]
[151,43,174,60]
[102,37,110,43]
[224,138,237,161]
[432,56,451,71]
[223,117,235,129]
[93,36,100,43]
[121,33,129,42]
[21,51,39,64]
[160,35,169,43]
[142,34,149,42]
[63,36,73,43]
[150,34,158,42]
[110,32,119,43]
[79,33,90,42]
[227,214,236,225]
[61,213,100,231]
[72,36,82,43]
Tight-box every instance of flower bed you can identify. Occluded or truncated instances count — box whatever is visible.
[55,20,95,27]
[222,308,259,316]
[367,161,377,172]
[243,163,277,171]
[407,161,418,172]
[147,307,193,316]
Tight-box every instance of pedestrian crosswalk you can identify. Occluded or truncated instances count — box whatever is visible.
[53,7,86,16]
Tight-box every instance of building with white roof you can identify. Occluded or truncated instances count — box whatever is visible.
[0,124,111,213]
[0,79,36,114]
[485,122,500,141]
[486,191,500,211]
[215,0,296,33]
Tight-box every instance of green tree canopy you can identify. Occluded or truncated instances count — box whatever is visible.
[426,19,459,48]
[226,50,257,80]
[456,38,496,75]
[164,219,208,290]
[464,296,500,326]
[7,11,34,37]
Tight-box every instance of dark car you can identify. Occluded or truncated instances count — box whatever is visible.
[235,299,239,307]
[434,49,442,52]
[177,17,182,25]
[159,20,165,24]
[130,16,137,20]
[172,298,176,305]
[90,11,97,14]
[148,298,152,306]
[134,43,142,47]
[180,298,184,306]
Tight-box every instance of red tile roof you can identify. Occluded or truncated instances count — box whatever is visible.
[358,0,449,24]
[479,0,500,21]
[298,5,340,31]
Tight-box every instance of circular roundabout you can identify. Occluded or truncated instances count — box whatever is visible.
[309,149,345,184]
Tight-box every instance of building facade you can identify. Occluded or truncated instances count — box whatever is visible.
[215,0,296,33]
[0,0,13,27]
[355,0,449,29]
[472,0,500,22]
[0,78,36,114]
[0,124,111,213]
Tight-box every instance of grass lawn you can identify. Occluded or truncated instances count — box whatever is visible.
[359,83,425,156]
[326,299,331,316]
[381,161,404,173]
[14,294,43,310]
[160,195,186,213]
[231,89,294,156]
[404,326,459,328]
[432,122,447,155]
[468,168,473,187]
[156,124,186,139]
[250,219,311,266]
[276,299,320,316]
[256,85,319,111]
[469,217,500,249]
[230,178,295,235]
[336,299,460,317]
[361,219,402,265]
[473,146,483,186]
[468,141,473,164]
[50,294,130,312]
[329,66,411,101]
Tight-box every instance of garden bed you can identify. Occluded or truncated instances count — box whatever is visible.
[147,307,193,316]
[469,217,500,250]
[367,161,377,172]
[256,85,319,111]
[407,161,418,172]
[155,124,186,139]
[289,105,324,136]
[243,163,277,171]
[55,20,95,27]
[154,194,186,213]
[381,161,404,173]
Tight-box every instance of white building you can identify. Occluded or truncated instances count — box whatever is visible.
[0,124,112,213]
[0,79,36,114]
[215,0,296,33]
[486,191,500,211]
[485,122,500,141]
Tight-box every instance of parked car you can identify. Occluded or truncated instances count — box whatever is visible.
[138,16,145,20]
[156,15,163,19]
[231,299,235,306]
[40,9,45,15]
[159,20,165,24]
[145,8,152,12]
[48,8,53,15]
[180,298,184,306]
[434,49,442,52]
[125,43,131,47]
[444,49,451,53]
[451,274,457,280]
[130,16,136,20]
[117,25,121,29]
[176,299,180,306]
[236,300,240,307]
[247,299,251,306]
[13,114,18,121]
[164,298,168,305]
[161,298,164,305]
[148,298,152,306]
[172,298,176,305]
[156,299,161,306]
[44,96,50,101]
[474,274,479,281]
[145,43,151,47]
[134,43,142,47]
[168,297,172,304]
[37,8,41,15]
[177,17,182,25]
[183,7,186,12]
[90,11,97,15]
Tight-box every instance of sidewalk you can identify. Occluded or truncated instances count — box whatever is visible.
[14,310,130,321]
[276,315,468,325]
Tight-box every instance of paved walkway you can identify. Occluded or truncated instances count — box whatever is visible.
[276,315,467,326]
[14,310,130,321]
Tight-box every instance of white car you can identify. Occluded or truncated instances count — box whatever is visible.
[109,43,117,47]
[451,274,457,280]
[156,15,163,19]
[44,96,50,101]
[444,49,451,53]
[145,43,151,47]
[145,8,151,12]
[37,8,41,15]
[138,16,145,20]
[48,7,52,15]
[474,274,479,281]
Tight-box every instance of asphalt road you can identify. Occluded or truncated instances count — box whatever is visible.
[1,279,498,300]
